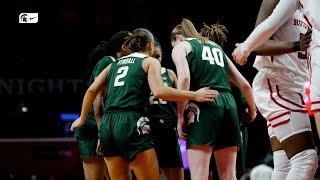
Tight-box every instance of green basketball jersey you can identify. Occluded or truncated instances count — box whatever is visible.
[90,56,116,82]
[105,52,150,112]
[74,56,115,138]
[186,38,231,92]
[84,56,115,127]
[231,86,247,127]
[145,67,177,120]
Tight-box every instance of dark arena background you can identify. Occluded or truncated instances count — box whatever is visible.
[3,0,318,179]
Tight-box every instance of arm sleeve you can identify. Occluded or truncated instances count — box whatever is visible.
[241,0,300,56]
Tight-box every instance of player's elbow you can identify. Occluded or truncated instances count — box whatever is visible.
[240,82,252,93]
[86,87,98,98]
[152,90,162,99]
[152,86,167,99]
[178,75,190,88]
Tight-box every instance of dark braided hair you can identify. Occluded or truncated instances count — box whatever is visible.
[86,30,132,79]
[199,22,228,47]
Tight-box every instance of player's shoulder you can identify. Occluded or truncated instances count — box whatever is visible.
[97,56,115,65]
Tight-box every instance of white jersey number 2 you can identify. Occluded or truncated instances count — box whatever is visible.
[114,66,129,87]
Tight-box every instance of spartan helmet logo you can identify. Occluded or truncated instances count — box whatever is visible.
[184,103,200,125]
[20,14,28,23]
[19,13,38,23]
[136,117,151,135]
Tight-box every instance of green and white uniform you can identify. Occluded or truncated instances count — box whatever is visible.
[74,56,115,159]
[210,86,248,178]
[145,67,183,168]
[231,86,248,177]
[99,52,153,162]
[183,38,241,150]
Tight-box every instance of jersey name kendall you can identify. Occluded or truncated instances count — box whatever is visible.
[117,58,136,65]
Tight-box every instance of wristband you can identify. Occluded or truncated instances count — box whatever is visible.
[293,41,301,51]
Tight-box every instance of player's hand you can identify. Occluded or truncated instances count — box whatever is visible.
[194,87,219,102]
[177,118,188,140]
[96,138,102,155]
[70,117,85,132]
[245,108,257,123]
[299,29,312,51]
[232,43,249,66]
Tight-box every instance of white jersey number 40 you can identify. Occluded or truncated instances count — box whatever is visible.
[202,46,224,67]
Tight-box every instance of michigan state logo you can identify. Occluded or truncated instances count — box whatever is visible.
[136,117,151,135]
[19,13,38,23]
[185,103,200,125]
[19,14,28,23]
